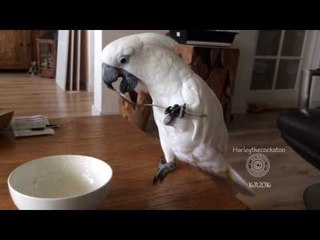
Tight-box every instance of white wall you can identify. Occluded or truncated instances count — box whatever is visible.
[56,30,70,91]
[91,30,103,115]
[87,31,95,93]
[231,30,258,114]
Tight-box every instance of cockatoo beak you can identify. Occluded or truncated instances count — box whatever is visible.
[102,63,139,93]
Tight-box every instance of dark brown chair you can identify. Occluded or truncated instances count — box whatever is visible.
[277,68,320,209]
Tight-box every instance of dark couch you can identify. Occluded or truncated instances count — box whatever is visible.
[277,69,320,209]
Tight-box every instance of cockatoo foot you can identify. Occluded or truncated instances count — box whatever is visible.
[153,157,176,184]
[163,104,186,125]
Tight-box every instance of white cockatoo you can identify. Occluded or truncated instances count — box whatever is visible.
[101,33,253,195]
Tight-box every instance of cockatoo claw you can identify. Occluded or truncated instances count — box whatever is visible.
[163,104,186,125]
[153,158,176,185]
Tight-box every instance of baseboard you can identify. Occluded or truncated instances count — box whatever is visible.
[91,104,120,116]
[91,105,101,116]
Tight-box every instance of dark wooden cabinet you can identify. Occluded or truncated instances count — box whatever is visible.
[36,38,57,78]
[174,44,240,124]
[0,30,31,69]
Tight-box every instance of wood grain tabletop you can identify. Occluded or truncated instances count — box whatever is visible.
[0,115,248,210]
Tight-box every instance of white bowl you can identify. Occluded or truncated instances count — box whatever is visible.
[7,155,113,210]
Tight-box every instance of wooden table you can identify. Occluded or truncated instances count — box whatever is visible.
[0,115,248,210]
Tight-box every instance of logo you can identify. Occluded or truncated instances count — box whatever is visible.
[246,153,270,178]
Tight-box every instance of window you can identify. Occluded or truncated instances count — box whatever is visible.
[250,30,307,90]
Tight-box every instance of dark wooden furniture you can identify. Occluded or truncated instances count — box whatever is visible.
[30,30,52,64]
[0,115,248,210]
[118,90,152,131]
[175,44,240,124]
[36,38,57,78]
[0,30,31,69]
[0,111,13,131]
[277,68,320,209]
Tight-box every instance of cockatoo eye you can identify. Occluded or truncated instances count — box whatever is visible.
[119,56,128,64]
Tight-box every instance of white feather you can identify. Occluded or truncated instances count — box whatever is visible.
[101,33,253,196]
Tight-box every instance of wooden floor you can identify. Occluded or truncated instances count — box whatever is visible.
[1,73,319,209]
[227,111,320,209]
[0,73,93,118]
